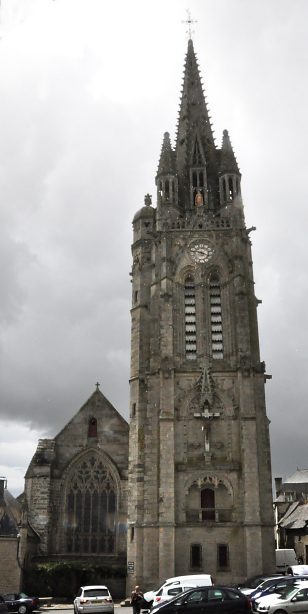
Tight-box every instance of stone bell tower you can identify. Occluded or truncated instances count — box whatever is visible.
[127,38,275,590]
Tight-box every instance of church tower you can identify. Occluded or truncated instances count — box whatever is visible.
[127,39,274,589]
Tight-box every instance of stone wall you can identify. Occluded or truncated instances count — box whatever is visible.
[0,537,21,593]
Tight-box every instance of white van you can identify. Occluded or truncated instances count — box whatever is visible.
[287,565,308,576]
[275,549,297,572]
[144,575,213,607]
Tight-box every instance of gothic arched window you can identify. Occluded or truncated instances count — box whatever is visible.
[209,274,224,359]
[184,276,197,360]
[228,176,234,200]
[186,478,233,523]
[65,455,117,554]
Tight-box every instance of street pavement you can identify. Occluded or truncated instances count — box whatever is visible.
[40,607,132,613]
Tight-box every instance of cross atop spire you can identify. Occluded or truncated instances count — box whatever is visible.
[181,9,197,40]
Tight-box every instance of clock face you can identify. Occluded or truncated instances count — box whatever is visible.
[189,241,214,263]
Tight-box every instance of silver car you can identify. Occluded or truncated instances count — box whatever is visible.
[260,581,308,614]
[74,586,114,614]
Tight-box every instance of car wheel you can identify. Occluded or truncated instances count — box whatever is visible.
[18,606,28,614]
[273,610,288,614]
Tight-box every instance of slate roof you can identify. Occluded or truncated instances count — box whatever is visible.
[0,483,22,536]
[284,470,308,484]
[279,502,308,529]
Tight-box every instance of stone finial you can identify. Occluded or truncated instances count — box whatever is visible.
[144,194,152,206]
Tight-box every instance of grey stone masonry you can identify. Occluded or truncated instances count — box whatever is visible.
[127,38,275,592]
[25,387,129,564]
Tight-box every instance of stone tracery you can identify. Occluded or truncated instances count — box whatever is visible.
[65,453,118,554]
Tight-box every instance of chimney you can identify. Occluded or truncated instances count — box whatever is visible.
[275,477,283,497]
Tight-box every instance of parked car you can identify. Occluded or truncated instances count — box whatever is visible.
[73,586,114,614]
[151,586,252,614]
[287,565,308,576]
[251,575,308,611]
[256,580,308,613]
[0,596,8,614]
[142,574,213,609]
[143,589,158,605]
[250,577,291,600]
[275,550,297,574]
[238,576,282,596]
[3,593,39,614]
[148,575,214,608]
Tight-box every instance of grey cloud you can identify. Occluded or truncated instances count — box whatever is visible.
[0,0,308,493]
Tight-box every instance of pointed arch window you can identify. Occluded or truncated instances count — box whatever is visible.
[184,276,197,360]
[190,137,207,206]
[228,177,234,200]
[201,488,215,521]
[210,274,224,359]
[65,455,117,554]
[192,140,203,165]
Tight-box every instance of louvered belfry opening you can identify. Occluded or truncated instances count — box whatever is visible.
[210,274,224,359]
[184,275,197,360]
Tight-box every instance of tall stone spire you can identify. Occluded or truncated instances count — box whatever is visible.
[175,39,217,211]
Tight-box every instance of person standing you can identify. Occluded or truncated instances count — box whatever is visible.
[131,586,144,614]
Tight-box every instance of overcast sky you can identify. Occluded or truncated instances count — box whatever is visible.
[0,0,307,496]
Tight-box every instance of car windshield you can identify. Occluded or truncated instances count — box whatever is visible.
[242,577,267,589]
[257,579,285,592]
[278,586,299,600]
[84,590,109,598]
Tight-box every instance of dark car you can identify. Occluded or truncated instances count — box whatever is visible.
[250,577,292,601]
[0,596,8,614]
[151,586,252,614]
[3,593,39,614]
[238,576,282,595]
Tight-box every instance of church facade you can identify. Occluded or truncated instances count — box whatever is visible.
[127,38,275,589]
[2,38,275,596]
[23,388,129,597]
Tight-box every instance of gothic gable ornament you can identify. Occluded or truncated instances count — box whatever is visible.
[188,360,221,415]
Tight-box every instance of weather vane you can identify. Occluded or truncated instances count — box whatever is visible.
[182,9,197,40]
